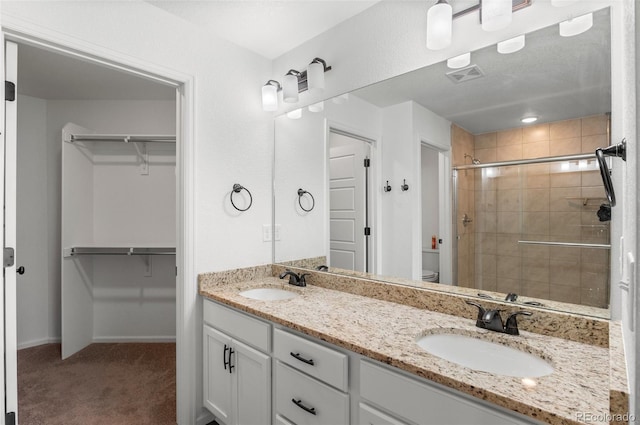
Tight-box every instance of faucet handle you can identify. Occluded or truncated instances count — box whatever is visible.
[465,301,486,328]
[505,311,533,335]
[299,273,310,286]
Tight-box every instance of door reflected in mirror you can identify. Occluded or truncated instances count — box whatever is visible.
[274,8,611,318]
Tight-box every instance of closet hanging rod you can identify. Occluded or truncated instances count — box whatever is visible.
[68,134,176,144]
[64,247,176,257]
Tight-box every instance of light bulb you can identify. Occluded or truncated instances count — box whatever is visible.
[261,82,278,111]
[426,0,452,50]
[287,108,302,119]
[283,71,299,103]
[307,61,325,94]
[308,101,324,113]
[447,52,471,69]
[559,13,593,37]
[482,0,512,32]
[497,35,525,54]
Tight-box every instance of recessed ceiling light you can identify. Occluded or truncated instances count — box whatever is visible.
[521,116,538,124]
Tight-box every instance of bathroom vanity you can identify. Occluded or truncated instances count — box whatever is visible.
[199,265,623,425]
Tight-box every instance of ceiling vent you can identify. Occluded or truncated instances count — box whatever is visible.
[446,64,485,84]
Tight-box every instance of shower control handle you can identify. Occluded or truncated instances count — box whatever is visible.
[462,214,473,226]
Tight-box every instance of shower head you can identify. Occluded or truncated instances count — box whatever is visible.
[464,153,481,165]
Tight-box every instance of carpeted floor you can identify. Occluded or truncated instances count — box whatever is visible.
[18,343,176,425]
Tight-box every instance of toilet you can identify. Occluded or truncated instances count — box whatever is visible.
[422,269,439,283]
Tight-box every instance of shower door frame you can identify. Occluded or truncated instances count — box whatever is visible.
[452,152,607,289]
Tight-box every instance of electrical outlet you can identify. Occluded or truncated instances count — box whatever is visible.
[274,224,281,241]
[262,225,272,242]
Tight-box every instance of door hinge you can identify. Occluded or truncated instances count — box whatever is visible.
[364,227,371,236]
[364,158,370,168]
[6,412,15,425]
[4,247,15,268]
[5,81,15,102]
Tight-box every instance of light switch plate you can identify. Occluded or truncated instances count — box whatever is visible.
[262,224,272,242]
[627,252,636,332]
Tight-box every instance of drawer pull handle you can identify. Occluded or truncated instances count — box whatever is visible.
[290,352,315,366]
[292,398,316,415]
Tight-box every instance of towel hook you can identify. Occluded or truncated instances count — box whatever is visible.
[230,183,253,212]
[383,180,392,192]
[297,188,315,212]
[401,179,409,191]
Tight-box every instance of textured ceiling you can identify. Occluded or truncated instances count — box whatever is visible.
[352,8,611,134]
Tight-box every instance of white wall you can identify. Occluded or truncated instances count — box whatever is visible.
[16,95,50,348]
[16,98,177,348]
[274,95,381,264]
[2,3,273,421]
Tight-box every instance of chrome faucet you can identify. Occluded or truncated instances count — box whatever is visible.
[279,270,309,287]
[465,301,532,335]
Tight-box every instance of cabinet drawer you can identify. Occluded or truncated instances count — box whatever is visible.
[274,328,348,391]
[360,360,538,425]
[276,361,349,425]
[203,299,270,352]
[359,403,409,425]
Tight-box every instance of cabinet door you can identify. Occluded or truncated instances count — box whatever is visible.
[204,326,234,425]
[234,339,271,425]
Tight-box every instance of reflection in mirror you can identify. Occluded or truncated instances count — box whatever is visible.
[274,8,611,318]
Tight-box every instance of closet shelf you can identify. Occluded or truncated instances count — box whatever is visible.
[67,134,176,144]
[64,247,176,257]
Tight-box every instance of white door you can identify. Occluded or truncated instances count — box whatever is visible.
[329,134,370,272]
[203,326,234,424]
[3,39,20,424]
[61,123,96,359]
[234,339,271,425]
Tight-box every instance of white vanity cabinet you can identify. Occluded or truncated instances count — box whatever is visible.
[203,300,271,425]
[273,328,350,425]
[359,361,539,425]
[202,298,542,425]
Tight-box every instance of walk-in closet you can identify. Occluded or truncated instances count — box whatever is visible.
[15,42,178,424]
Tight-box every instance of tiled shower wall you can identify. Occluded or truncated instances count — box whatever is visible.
[454,115,610,308]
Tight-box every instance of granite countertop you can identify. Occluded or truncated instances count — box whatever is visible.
[200,276,612,425]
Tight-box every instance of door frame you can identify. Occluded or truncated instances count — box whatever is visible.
[1,22,197,425]
[324,119,379,275]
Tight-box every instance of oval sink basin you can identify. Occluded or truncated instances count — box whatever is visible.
[239,288,298,301]
[416,333,553,378]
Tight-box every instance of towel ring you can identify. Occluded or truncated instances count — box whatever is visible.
[297,188,315,212]
[230,183,253,212]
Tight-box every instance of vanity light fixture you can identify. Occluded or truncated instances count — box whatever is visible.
[287,108,302,119]
[307,58,330,94]
[262,58,332,112]
[497,35,525,54]
[426,0,452,50]
[521,116,538,124]
[426,0,531,51]
[559,13,593,37]
[481,0,512,32]
[447,52,471,69]
[283,70,301,103]
[261,80,281,112]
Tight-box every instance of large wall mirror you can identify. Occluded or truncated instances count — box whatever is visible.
[274,7,612,318]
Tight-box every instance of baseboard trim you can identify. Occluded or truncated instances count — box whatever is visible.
[92,336,177,343]
[18,337,62,350]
